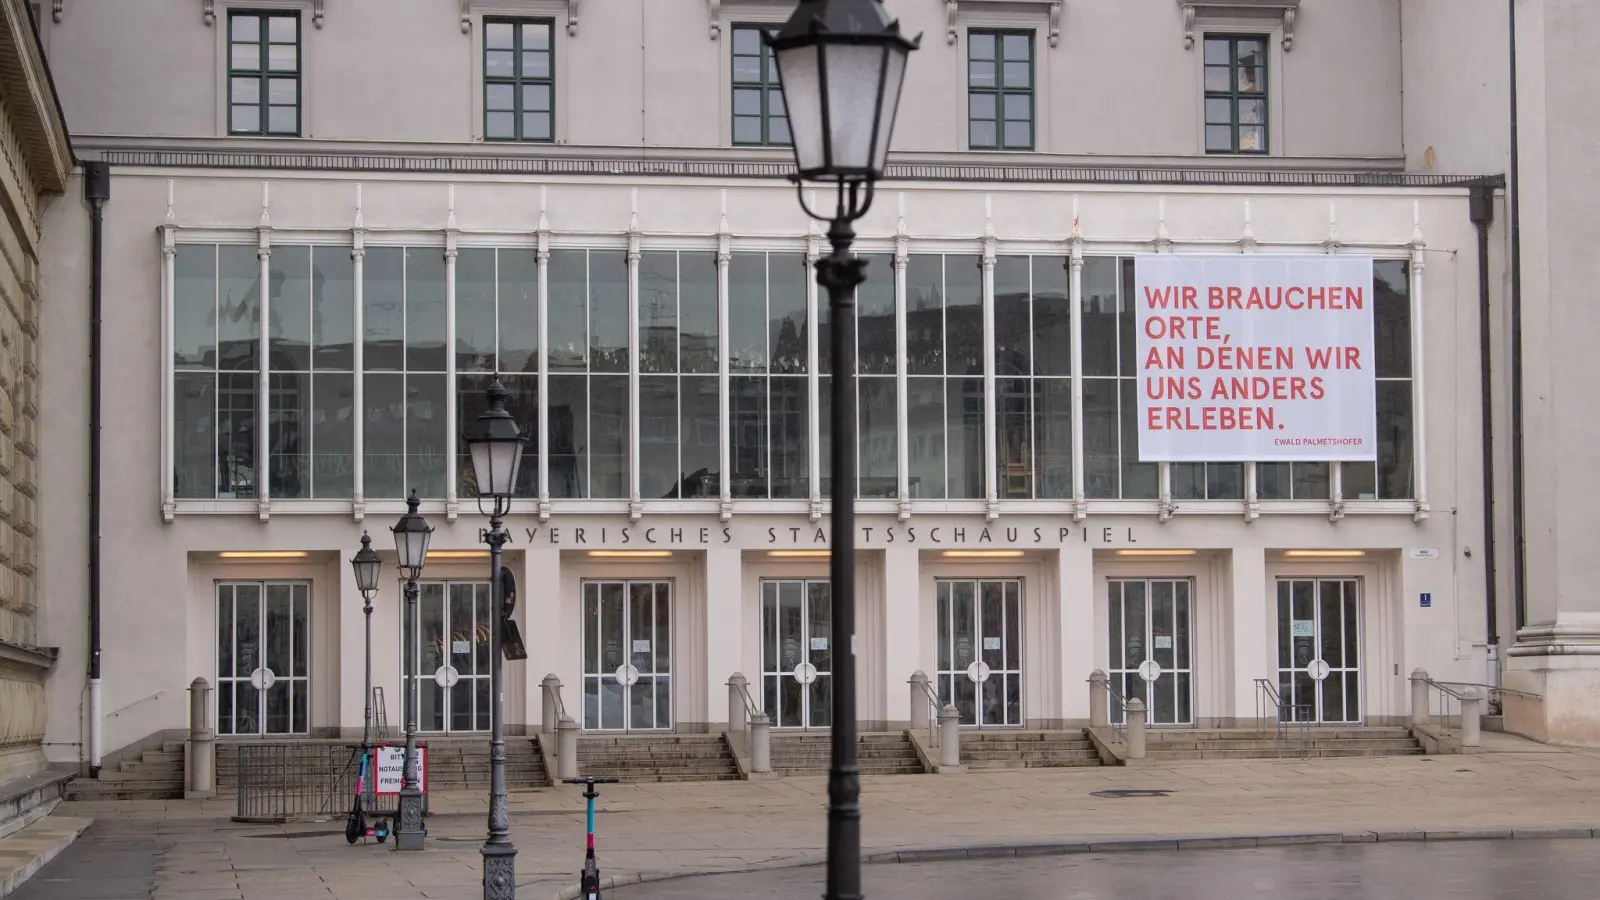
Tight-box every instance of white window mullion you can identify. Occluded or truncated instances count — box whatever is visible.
[444,189,459,519]
[628,191,643,519]
[536,190,551,520]
[351,187,366,520]
[256,184,272,520]
[894,200,910,518]
[1068,229,1085,520]
[716,191,732,520]
[159,203,176,522]
[1409,202,1430,521]
[806,221,822,521]
[982,198,998,520]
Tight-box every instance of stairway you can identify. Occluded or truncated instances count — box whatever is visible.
[64,741,185,801]
[1144,726,1425,761]
[959,730,1103,770]
[575,734,740,783]
[214,737,550,796]
[770,732,926,776]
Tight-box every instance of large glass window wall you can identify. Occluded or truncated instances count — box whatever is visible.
[170,243,1418,510]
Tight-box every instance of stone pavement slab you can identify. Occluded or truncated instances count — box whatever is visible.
[0,815,91,899]
[15,746,1600,899]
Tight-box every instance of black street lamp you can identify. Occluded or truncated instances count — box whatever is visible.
[465,377,528,900]
[390,490,433,852]
[349,532,382,755]
[765,4,917,900]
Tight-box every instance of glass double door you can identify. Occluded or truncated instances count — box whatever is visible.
[583,580,672,731]
[1277,578,1362,723]
[1108,579,1193,725]
[403,582,493,733]
[217,582,310,735]
[936,579,1022,727]
[761,580,832,729]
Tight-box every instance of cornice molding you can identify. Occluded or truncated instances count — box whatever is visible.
[205,0,324,28]
[1179,0,1300,51]
[944,0,1062,47]
[0,0,72,196]
[0,638,57,673]
[461,0,578,35]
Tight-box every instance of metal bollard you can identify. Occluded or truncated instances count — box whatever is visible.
[1461,688,1483,748]
[750,713,772,774]
[908,671,931,732]
[541,674,562,737]
[938,705,960,769]
[556,715,580,780]
[1126,698,1147,761]
[1089,669,1108,729]
[1410,668,1431,727]
[186,677,215,798]
[728,673,749,740]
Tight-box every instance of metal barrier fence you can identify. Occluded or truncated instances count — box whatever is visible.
[234,743,403,824]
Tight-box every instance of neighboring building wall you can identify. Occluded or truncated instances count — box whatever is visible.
[0,0,71,783]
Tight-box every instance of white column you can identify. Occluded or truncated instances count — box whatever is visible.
[894,200,910,513]
[882,543,920,726]
[536,189,551,519]
[1409,202,1430,519]
[981,196,998,518]
[444,193,459,518]
[627,191,643,518]
[806,223,822,516]
[1068,215,1086,519]
[160,217,176,521]
[716,192,732,518]
[351,185,366,519]
[1057,544,1096,725]
[704,546,743,730]
[522,547,558,729]
[256,184,272,519]
[338,553,365,734]
[1229,546,1271,727]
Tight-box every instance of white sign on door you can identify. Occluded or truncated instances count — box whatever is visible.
[374,746,427,795]
[1134,254,1377,462]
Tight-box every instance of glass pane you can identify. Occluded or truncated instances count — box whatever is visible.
[1205,97,1233,125]
[1240,98,1265,124]
[523,112,552,141]
[1003,120,1032,149]
[1172,462,1203,501]
[945,255,982,375]
[859,377,896,497]
[231,77,259,105]
[1374,261,1412,377]
[948,377,984,499]
[1294,462,1331,499]
[547,250,587,371]
[174,372,216,499]
[728,254,767,372]
[770,376,807,499]
[905,255,944,375]
[907,378,945,499]
[218,245,259,370]
[590,251,628,372]
[1175,582,1191,670]
[1238,66,1264,93]
[362,373,404,498]
[362,248,403,370]
[1239,126,1265,151]
[733,116,763,145]
[485,21,513,50]
[218,586,236,679]
[732,27,760,55]
[268,44,297,72]
[1206,462,1244,499]
[639,252,677,374]
[309,372,353,498]
[174,245,216,369]
[1002,60,1030,88]
[970,120,997,148]
[733,55,761,83]
[858,252,895,374]
[522,21,550,50]
[1319,581,1344,667]
[680,252,719,373]
[494,249,538,373]
[590,375,629,498]
[997,378,1031,498]
[968,60,995,89]
[486,112,515,140]
[485,83,514,112]
[1343,584,1360,670]
[268,373,309,498]
[1204,66,1231,92]
[404,249,447,371]
[1277,580,1293,668]
[1121,378,1158,498]
[548,374,586,498]
[1343,460,1377,500]
[679,375,719,497]
[1080,257,1118,376]
[969,92,996,120]
[406,374,448,498]
[993,256,1030,376]
[217,372,257,498]
[522,50,550,79]
[267,14,296,42]
[1377,381,1414,499]
[1203,38,1230,64]
[486,49,514,79]
[768,253,807,374]
[1002,34,1031,62]
[1033,379,1071,499]
[639,376,679,499]
[267,105,297,134]
[730,375,768,498]
[230,104,259,134]
[456,248,496,372]
[1206,125,1235,152]
[968,32,995,60]
[1259,461,1290,500]
[523,83,550,113]
[231,43,261,72]
[231,14,259,42]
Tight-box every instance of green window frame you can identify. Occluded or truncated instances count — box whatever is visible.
[227,10,301,137]
[484,17,555,142]
[1203,35,1268,154]
[731,25,789,147]
[968,30,1034,151]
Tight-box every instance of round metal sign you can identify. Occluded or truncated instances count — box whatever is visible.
[792,662,818,685]
[1306,659,1331,682]
[1137,659,1163,683]
[966,661,992,684]
[614,664,641,687]
[433,665,460,688]
[248,667,276,690]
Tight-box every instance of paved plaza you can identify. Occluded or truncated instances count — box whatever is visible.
[10,732,1600,900]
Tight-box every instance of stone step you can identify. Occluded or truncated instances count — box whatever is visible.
[597,773,745,783]
[954,740,1094,751]
[965,757,1102,769]
[64,780,184,801]
[1147,738,1421,751]
[140,750,184,764]
[579,766,739,778]
[577,736,726,746]
[1145,728,1412,741]
[162,741,186,754]
[1149,747,1425,760]
[962,750,1099,761]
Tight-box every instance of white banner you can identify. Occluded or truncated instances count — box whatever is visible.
[374,746,427,795]
[1133,254,1377,462]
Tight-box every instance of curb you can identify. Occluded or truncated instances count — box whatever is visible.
[546,826,1600,900]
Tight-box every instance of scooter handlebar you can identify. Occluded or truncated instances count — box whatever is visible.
[562,777,620,785]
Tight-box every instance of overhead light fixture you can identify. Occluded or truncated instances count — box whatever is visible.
[587,550,673,559]
[941,550,1025,559]
[1283,550,1367,559]
[1113,549,1198,557]
[424,550,491,560]
[218,551,309,559]
[768,550,831,558]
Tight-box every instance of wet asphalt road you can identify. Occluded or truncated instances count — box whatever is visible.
[612,838,1600,900]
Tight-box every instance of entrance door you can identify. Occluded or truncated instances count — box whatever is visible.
[217,581,310,735]
[935,579,1022,727]
[583,581,672,731]
[761,580,832,729]
[1277,578,1361,723]
[1108,579,1193,726]
[403,582,492,733]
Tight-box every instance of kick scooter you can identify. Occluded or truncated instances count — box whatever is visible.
[563,776,618,899]
[345,744,391,845]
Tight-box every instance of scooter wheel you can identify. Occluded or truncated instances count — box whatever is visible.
[345,817,360,845]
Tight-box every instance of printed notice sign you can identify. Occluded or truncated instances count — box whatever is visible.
[1134,254,1376,461]
[375,746,427,795]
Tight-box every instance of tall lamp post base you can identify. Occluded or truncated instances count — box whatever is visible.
[482,843,517,899]
[395,785,426,851]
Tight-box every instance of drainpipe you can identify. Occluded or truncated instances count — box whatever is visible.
[84,160,109,776]
[1468,186,1499,675]
[1507,0,1527,632]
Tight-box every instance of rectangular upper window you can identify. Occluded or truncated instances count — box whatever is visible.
[484,18,554,142]
[1203,35,1268,154]
[968,30,1034,151]
[228,11,300,137]
[731,25,789,146]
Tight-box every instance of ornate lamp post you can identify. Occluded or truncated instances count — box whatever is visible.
[349,533,382,753]
[390,490,433,851]
[765,4,917,899]
[465,378,528,900]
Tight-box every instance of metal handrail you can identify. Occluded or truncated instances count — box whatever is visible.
[550,682,568,723]
[108,691,164,718]
[1253,678,1312,755]
[911,676,941,747]
[1432,680,1540,717]
[1096,677,1130,741]
[1423,677,1517,727]
[733,678,761,724]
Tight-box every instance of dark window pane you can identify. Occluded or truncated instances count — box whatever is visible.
[906,378,945,499]
[1203,38,1230,64]
[1258,461,1291,500]
[175,372,216,498]
[1035,379,1072,499]
[858,253,895,375]
[997,378,1032,498]
[770,375,808,498]
[993,256,1030,377]
[769,253,808,374]
[1207,463,1244,500]
[1032,256,1070,376]
[1122,378,1158,498]
[906,255,944,375]
[1374,261,1411,377]
[860,377,897,497]
[1205,98,1233,124]
[947,377,984,499]
[730,375,769,497]
[1083,379,1118,498]
[639,376,679,499]
[589,374,628,497]
[969,60,996,89]
[1001,33,1030,62]
[363,247,404,371]
[639,252,678,374]
[218,245,260,371]
[1003,60,1030,89]
[1171,461,1203,500]
[174,245,216,369]
[311,372,353,498]
[1119,258,1139,374]
[970,93,996,120]
[944,255,982,376]
[269,372,309,498]
[407,374,448,498]
[405,248,447,372]
[970,120,997,149]
[1294,462,1330,500]
[218,373,256,498]
[486,112,516,140]
[734,116,763,145]
[311,246,354,370]
[1206,125,1235,153]
[1081,257,1118,376]
[264,249,313,369]
[498,249,538,374]
[548,374,586,498]
[1003,120,1032,149]
[363,373,404,498]
[456,248,496,372]
[547,249,587,371]
[680,375,720,497]
[1377,381,1414,499]
[729,253,768,372]
[680,252,719,373]
[1204,66,1232,92]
